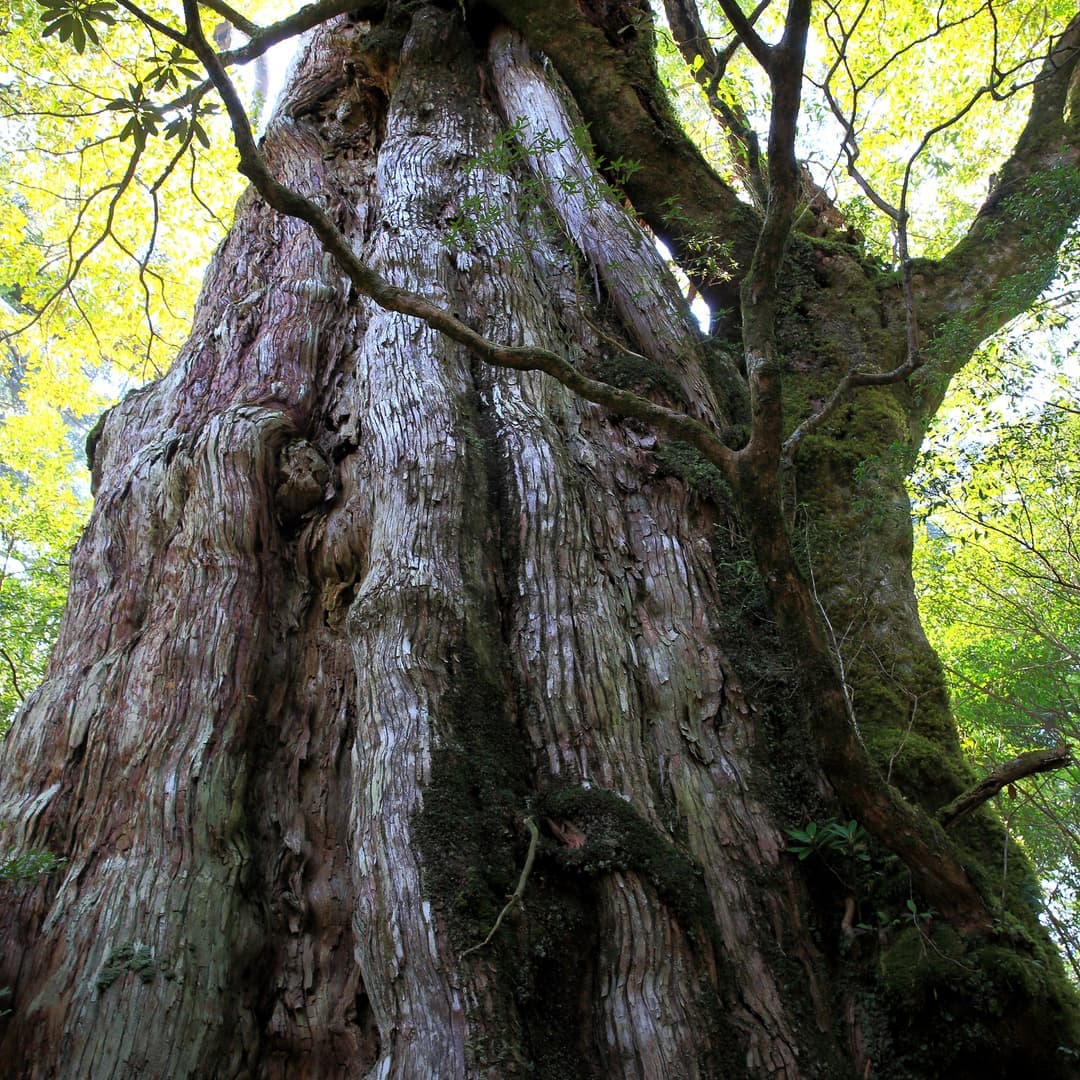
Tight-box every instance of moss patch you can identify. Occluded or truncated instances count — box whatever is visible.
[875,924,1080,1078]
[653,439,734,508]
[595,352,686,405]
[413,643,531,954]
[95,942,161,992]
[535,785,717,948]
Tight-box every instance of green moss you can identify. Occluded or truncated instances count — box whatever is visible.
[595,353,686,404]
[880,923,967,1009]
[876,924,1080,1078]
[791,393,910,489]
[862,729,968,810]
[514,873,601,1078]
[535,786,716,947]
[413,643,531,953]
[95,942,158,992]
[653,440,733,507]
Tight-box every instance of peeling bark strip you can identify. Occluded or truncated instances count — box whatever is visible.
[1,1,1080,1077]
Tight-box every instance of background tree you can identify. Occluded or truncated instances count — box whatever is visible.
[914,323,1080,981]
[0,334,90,731]
[0,0,1078,1076]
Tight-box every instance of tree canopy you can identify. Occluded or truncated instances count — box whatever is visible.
[913,319,1080,976]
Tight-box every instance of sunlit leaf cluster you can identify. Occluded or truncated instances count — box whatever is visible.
[656,0,1077,260]
[0,0,252,381]
[913,328,1080,977]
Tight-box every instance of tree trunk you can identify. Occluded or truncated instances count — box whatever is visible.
[0,7,1075,1078]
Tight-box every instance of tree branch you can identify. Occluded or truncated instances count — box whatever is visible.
[0,646,25,703]
[912,13,1080,420]
[220,0,384,68]
[740,0,810,460]
[182,0,737,476]
[713,0,774,70]
[938,744,1073,828]
[198,0,258,39]
[663,0,768,206]
[459,817,539,959]
[782,350,921,465]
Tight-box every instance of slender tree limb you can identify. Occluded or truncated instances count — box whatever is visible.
[943,664,1076,730]
[459,817,539,959]
[713,0,774,70]
[938,745,1073,828]
[198,0,258,38]
[741,0,810,461]
[782,351,922,465]
[0,647,25,703]
[663,0,768,206]
[113,0,187,45]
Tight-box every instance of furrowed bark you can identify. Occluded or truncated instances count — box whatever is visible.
[0,8,819,1075]
[0,3,1077,1077]
[490,0,760,319]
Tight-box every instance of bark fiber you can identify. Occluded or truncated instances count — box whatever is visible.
[0,5,1076,1079]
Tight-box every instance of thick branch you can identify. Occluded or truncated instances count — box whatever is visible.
[198,0,258,38]
[219,0,384,68]
[713,0,773,70]
[939,745,1073,828]
[663,0,768,206]
[741,0,810,461]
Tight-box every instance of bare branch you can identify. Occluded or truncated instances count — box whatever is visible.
[663,0,768,205]
[911,13,1080,415]
[459,817,539,959]
[0,646,25,703]
[939,744,1073,828]
[781,351,923,466]
[713,0,774,70]
[198,0,258,39]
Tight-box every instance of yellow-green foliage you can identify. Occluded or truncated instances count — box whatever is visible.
[0,0,288,723]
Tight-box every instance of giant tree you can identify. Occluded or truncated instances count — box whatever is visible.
[0,0,1079,1075]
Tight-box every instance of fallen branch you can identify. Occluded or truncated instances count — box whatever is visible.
[938,744,1072,828]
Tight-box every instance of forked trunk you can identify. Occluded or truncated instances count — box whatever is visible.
[0,8,1073,1078]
